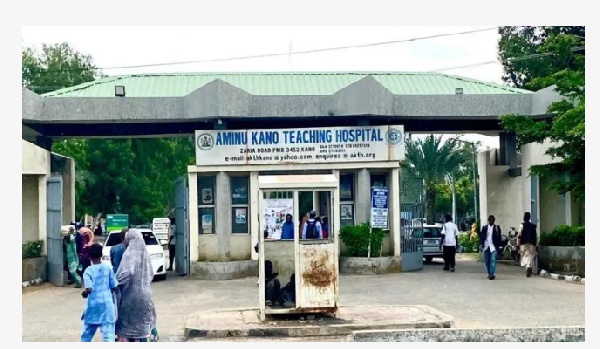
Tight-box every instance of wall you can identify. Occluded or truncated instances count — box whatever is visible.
[264,240,295,283]
[478,149,523,230]
[22,257,47,282]
[538,246,585,277]
[198,234,218,261]
[231,234,252,260]
[539,174,566,234]
[22,140,49,175]
[478,141,580,236]
[190,165,402,265]
[22,175,40,243]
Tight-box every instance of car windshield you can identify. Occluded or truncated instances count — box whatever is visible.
[142,231,158,246]
[105,233,123,247]
[423,227,442,238]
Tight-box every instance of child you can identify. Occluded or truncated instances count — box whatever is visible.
[81,244,118,342]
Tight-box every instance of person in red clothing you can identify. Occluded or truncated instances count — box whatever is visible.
[321,216,329,239]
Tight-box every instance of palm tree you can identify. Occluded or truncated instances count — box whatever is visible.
[402,135,463,224]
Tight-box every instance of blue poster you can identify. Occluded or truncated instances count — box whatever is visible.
[370,188,389,229]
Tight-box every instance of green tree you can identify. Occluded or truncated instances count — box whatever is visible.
[403,135,463,224]
[23,43,197,223]
[22,42,97,94]
[498,26,584,89]
[501,34,585,202]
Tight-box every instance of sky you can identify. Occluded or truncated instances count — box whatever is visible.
[21,26,506,149]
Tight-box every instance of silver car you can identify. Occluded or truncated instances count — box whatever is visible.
[422,224,443,263]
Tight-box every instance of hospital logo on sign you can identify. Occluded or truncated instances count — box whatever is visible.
[197,133,214,150]
[386,128,403,146]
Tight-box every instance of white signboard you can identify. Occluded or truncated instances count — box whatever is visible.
[195,125,404,166]
[263,199,294,240]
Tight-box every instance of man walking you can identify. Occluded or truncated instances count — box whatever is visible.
[440,214,459,272]
[518,212,537,277]
[479,215,501,280]
[302,211,322,239]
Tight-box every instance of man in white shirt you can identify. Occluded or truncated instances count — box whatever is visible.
[479,215,501,280]
[440,214,459,272]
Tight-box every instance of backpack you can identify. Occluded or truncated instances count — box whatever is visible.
[305,221,317,239]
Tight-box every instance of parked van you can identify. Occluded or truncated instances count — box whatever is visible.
[152,218,170,245]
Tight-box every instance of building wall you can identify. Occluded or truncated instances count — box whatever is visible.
[22,140,76,256]
[539,174,566,234]
[231,234,252,260]
[189,165,402,265]
[478,140,582,238]
[22,140,49,175]
[198,234,218,261]
[478,149,523,231]
[22,175,40,243]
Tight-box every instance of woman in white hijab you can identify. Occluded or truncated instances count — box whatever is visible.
[115,230,157,342]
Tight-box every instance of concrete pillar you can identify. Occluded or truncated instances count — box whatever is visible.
[564,173,572,226]
[250,172,259,261]
[38,175,47,256]
[356,168,370,224]
[188,172,199,262]
[389,168,401,257]
[216,171,231,262]
[313,191,320,215]
[477,151,489,224]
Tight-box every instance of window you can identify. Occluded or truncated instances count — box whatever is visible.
[198,176,216,234]
[423,227,442,238]
[370,173,388,189]
[105,233,123,247]
[340,173,355,227]
[141,231,159,245]
[231,176,249,234]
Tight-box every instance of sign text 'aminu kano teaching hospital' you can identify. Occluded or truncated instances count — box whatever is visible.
[195,125,405,166]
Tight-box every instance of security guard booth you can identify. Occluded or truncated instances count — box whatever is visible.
[258,174,340,321]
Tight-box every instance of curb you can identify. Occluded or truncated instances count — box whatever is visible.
[539,270,584,284]
[350,326,585,342]
[22,278,43,288]
[184,305,454,339]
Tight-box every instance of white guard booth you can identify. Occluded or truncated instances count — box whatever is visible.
[258,173,340,321]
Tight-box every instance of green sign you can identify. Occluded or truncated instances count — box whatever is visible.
[107,214,129,232]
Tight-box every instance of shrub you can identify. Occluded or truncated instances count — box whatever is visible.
[339,223,386,257]
[458,233,479,253]
[540,225,585,246]
[22,240,43,259]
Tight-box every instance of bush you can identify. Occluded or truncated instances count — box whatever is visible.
[458,233,479,253]
[22,240,43,259]
[339,223,386,257]
[540,225,585,246]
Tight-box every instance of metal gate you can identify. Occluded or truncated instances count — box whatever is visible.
[174,177,189,276]
[46,176,64,286]
[400,174,425,272]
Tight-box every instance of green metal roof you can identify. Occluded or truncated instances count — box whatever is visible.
[43,72,531,97]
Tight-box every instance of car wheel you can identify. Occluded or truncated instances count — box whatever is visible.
[425,256,433,263]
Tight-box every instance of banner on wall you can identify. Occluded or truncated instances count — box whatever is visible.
[263,199,293,240]
[195,125,405,166]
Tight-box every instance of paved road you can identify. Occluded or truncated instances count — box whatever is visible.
[22,258,584,341]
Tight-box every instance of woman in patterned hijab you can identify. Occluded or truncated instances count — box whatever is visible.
[115,230,157,342]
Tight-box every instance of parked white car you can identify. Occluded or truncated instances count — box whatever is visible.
[102,229,167,281]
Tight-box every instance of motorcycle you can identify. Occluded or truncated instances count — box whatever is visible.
[498,227,520,264]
